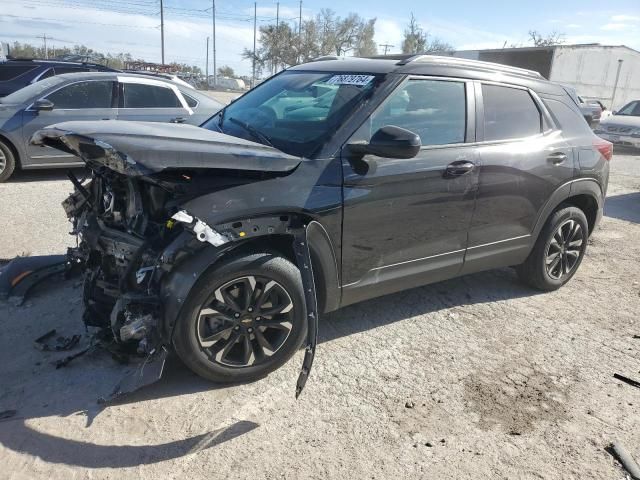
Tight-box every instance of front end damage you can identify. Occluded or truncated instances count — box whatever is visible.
[31,122,318,399]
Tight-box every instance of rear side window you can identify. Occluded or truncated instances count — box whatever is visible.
[0,65,37,81]
[123,83,181,108]
[544,98,591,138]
[365,78,467,146]
[45,81,114,109]
[182,92,198,107]
[482,84,541,141]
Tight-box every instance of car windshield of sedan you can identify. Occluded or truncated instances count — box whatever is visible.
[0,76,67,105]
[616,101,640,116]
[201,70,383,157]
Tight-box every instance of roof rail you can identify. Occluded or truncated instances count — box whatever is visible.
[309,55,340,62]
[400,54,545,79]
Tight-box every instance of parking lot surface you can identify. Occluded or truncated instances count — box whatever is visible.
[0,151,639,479]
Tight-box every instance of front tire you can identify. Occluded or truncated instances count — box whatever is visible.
[516,206,589,291]
[173,253,307,383]
[0,140,16,183]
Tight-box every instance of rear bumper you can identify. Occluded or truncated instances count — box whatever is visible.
[596,132,640,149]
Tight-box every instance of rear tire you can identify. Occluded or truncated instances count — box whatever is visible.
[516,206,588,291]
[173,252,307,383]
[0,140,16,183]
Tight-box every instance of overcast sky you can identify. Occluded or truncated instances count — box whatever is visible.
[1,0,639,75]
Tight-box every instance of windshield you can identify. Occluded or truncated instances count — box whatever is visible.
[616,101,640,116]
[201,70,383,157]
[0,75,66,104]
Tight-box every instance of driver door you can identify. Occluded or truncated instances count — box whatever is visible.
[341,77,480,305]
[23,79,117,165]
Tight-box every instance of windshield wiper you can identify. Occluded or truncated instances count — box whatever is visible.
[228,117,275,148]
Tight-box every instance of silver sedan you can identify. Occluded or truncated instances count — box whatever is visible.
[0,71,223,181]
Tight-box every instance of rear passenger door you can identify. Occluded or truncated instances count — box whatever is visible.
[462,82,575,274]
[117,78,190,123]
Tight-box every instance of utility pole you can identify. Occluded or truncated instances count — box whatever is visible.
[379,43,394,55]
[212,0,217,87]
[205,37,209,90]
[252,1,257,88]
[160,0,165,64]
[298,1,302,63]
[611,59,624,110]
[273,2,279,75]
[37,34,48,59]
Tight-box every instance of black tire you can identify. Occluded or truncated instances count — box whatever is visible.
[0,140,16,183]
[516,206,589,291]
[173,252,307,383]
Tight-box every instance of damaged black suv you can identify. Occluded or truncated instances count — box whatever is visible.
[32,55,611,391]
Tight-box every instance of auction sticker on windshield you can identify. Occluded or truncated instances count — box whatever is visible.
[326,74,375,86]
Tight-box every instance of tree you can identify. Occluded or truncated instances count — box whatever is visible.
[217,65,235,78]
[528,30,565,47]
[355,18,377,56]
[401,13,454,55]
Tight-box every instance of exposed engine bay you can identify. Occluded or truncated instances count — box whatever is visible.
[21,122,319,399]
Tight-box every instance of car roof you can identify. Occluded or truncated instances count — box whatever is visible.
[3,58,116,70]
[53,71,192,88]
[289,55,565,95]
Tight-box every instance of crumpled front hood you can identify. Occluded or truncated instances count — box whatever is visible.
[30,120,302,176]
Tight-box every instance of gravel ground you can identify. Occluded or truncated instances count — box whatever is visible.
[0,151,639,479]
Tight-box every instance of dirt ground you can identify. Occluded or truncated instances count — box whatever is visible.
[0,151,639,480]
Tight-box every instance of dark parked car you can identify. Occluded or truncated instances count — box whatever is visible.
[0,72,223,181]
[0,58,117,97]
[32,55,611,388]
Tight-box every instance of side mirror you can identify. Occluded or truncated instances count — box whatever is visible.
[612,110,617,115]
[33,99,54,112]
[348,125,421,159]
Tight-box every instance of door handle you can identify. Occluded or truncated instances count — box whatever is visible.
[170,117,186,123]
[547,152,568,165]
[445,160,475,177]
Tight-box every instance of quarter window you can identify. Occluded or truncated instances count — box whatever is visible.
[123,83,181,108]
[45,81,114,109]
[482,84,541,141]
[182,92,198,108]
[365,79,467,146]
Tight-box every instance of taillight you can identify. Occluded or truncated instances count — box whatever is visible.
[594,139,613,161]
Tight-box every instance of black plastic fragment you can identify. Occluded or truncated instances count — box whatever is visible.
[293,226,318,399]
[98,346,169,404]
[0,410,17,420]
[614,373,640,389]
[53,346,92,369]
[0,255,68,305]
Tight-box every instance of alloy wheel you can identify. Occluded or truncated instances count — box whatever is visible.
[196,275,294,367]
[545,219,584,280]
[0,148,6,174]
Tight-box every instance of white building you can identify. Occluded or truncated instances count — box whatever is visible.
[453,44,640,110]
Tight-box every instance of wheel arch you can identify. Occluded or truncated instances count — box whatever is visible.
[0,132,21,168]
[160,215,340,341]
[532,178,603,243]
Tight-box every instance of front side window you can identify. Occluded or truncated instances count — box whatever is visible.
[45,80,113,109]
[359,78,467,146]
[122,83,182,108]
[53,67,89,75]
[201,70,383,157]
[482,84,542,141]
[0,65,37,81]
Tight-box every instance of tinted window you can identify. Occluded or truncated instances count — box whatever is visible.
[482,84,541,141]
[39,68,55,80]
[617,101,640,116]
[123,83,181,108]
[182,92,198,107]
[0,65,38,81]
[365,79,467,146]
[544,98,591,138]
[45,81,113,109]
